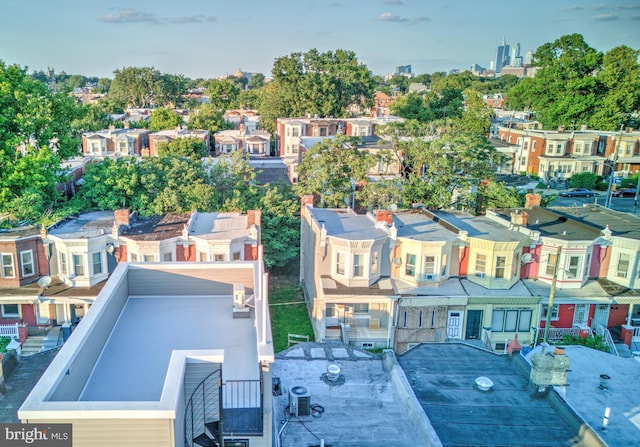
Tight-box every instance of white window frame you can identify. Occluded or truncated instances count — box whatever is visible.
[336,252,346,275]
[616,253,630,278]
[72,254,85,277]
[92,252,103,275]
[353,254,364,277]
[20,250,35,277]
[424,256,436,275]
[475,253,486,277]
[1,253,15,278]
[541,304,559,321]
[1,303,20,318]
[405,253,416,277]
[59,252,67,275]
[495,256,506,279]
[163,252,173,262]
[492,308,533,332]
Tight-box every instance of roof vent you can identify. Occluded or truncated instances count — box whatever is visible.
[232,283,250,319]
[475,376,494,392]
[327,364,341,381]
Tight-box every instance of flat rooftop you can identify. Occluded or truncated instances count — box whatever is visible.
[526,344,640,447]
[308,208,388,241]
[398,343,583,447]
[81,295,258,401]
[273,343,439,447]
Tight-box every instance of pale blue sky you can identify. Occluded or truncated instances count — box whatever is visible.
[0,0,638,79]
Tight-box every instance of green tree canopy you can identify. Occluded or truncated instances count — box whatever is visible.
[205,79,241,112]
[188,103,232,134]
[157,137,208,159]
[109,67,186,108]
[149,107,184,132]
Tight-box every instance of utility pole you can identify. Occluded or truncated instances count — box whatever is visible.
[542,246,562,345]
[605,125,624,209]
[634,174,640,215]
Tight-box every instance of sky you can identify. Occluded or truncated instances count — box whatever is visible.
[0,0,638,80]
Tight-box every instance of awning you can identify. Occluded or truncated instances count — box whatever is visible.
[467,296,541,305]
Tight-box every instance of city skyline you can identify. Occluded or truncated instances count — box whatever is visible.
[1,0,638,79]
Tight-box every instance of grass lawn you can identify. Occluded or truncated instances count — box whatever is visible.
[269,275,315,353]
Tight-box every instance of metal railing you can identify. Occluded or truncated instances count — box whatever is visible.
[594,324,619,356]
[184,369,221,447]
[537,327,583,342]
[0,323,20,339]
[221,379,263,435]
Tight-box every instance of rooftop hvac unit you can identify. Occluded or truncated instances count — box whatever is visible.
[288,385,311,417]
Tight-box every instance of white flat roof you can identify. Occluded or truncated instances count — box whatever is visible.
[81,295,259,402]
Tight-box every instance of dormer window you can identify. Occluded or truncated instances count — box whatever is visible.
[405,254,416,277]
[336,252,346,275]
[616,253,630,278]
[371,252,379,275]
[353,254,364,277]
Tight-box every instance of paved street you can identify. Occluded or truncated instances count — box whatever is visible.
[539,189,640,216]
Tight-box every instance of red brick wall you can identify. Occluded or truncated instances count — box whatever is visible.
[21,304,37,326]
[244,244,258,261]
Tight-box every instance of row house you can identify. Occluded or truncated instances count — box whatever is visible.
[276,116,403,182]
[148,127,211,156]
[82,125,150,157]
[0,209,262,342]
[213,127,271,157]
[301,194,640,354]
[223,109,260,130]
[496,127,640,181]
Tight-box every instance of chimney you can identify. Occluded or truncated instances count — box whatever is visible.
[375,210,393,226]
[108,124,115,133]
[510,210,528,227]
[301,195,316,208]
[525,193,542,209]
[124,121,130,129]
[247,210,261,228]
[39,225,47,239]
[114,209,130,227]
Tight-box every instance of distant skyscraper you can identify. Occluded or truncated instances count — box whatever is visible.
[524,51,534,65]
[395,65,412,75]
[494,38,510,74]
[510,43,522,67]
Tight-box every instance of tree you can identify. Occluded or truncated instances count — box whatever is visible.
[589,45,640,130]
[456,88,492,135]
[109,67,185,108]
[294,135,373,208]
[260,49,376,130]
[259,185,300,270]
[248,73,265,90]
[207,151,260,210]
[79,157,143,211]
[157,137,208,159]
[506,34,604,130]
[72,102,113,133]
[188,103,232,134]
[95,77,111,94]
[205,79,240,112]
[149,107,184,131]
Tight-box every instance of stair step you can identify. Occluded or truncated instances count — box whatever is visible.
[193,433,218,447]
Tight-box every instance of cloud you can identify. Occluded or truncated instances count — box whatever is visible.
[593,13,619,21]
[100,9,159,24]
[376,12,408,22]
[383,0,403,5]
[630,14,640,20]
[563,5,584,11]
[616,3,640,9]
[592,4,608,11]
[375,12,430,23]
[99,8,216,25]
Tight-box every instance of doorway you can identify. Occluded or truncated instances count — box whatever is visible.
[465,310,483,340]
[447,310,462,339]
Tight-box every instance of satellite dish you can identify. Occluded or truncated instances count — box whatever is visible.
[388,204,398,212]
[107,243,116,254]
[393,257,402,266]
[521,253,534,264]
[38,276,52,288]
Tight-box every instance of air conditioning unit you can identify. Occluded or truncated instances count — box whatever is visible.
[475,272,485,279]
[288,385,311,417]
[425,274,434,280]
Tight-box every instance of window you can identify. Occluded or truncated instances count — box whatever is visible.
[198,252,207,262]
[431,310,436,328]
[143,255,155,262]
[402,311,407,328]
[353,254,364,277]
[424,256,436,275]
[441,254,448,276]
[371,251,379,275]
[568,256,580,278]
[130,253,138,262]
[418,310,423,328]
[291,127,299,137]
[541,304,559,320]
[1,254,15,278]
[163,252,173,262]
[92,252,103,275]
[326,304,336,318]
[73,254,84,276]
[495,256,506,279]
[584,253,591,277]
[405,254,416,277]
[232,251,241,261]
[290,144,298,154]
[60,252,68,274]
[1,304,19,318]
[512,253,520,277]
[545,252,558,276]
[20,250,34,276]
[616,253,630,278]
[336,252,345,275]
[353,303,369,313]
[214,254,225,262]
[492,308,532,332]
[475,254,486,277]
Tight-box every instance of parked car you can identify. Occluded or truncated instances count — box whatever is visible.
[612,188,637,198]
[558,188,594,198]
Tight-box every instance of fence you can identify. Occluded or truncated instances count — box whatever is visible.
[0,324,19,339]
[287,333,309,347]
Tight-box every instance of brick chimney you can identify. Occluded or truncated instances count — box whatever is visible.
[301,195,316,208]
[114,209,130,227]
[247,210,261,228]
[525,193,542,209]
[510,210,528,227]
[375,210,393,225]
[124,121,130,129]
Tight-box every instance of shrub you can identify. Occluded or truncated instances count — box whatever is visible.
[569,172,597,189]
[558,334,609,352]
